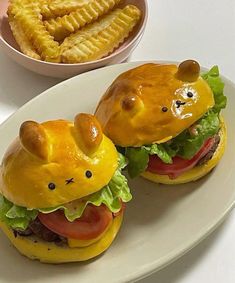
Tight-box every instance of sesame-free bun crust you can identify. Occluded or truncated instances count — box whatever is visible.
[141,118,226,184]
[0,114,118,208]
[0,212,123,263]
[95,62,215,147]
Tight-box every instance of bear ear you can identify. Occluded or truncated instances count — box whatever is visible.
[19,121,48,161]
[74,113,103,155]
[176,60,200,82]
[121,94,144,116]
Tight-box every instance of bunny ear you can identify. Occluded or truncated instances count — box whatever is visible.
[74,113,103,155]
[176,60,200,82]
[19,121,48,160]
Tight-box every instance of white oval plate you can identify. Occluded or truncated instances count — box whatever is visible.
[0,62,234,283]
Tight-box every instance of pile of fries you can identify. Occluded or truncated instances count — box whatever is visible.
[7,0,141,63]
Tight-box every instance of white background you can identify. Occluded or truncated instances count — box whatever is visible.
[0,0,234,282]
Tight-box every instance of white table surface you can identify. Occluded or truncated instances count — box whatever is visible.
[0,0,234,282]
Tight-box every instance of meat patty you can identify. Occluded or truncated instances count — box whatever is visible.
[14,218,66,243]
[196,134,220,166]
[29,218,61,242]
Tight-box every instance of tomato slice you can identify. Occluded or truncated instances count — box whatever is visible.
[38,205,113,240]
[147,137,215,179]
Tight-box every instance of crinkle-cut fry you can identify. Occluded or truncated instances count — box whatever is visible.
[8,0,41,18]
[60,9,120,53]
[10,3,60,62]
[8,2,40,25]
[40,0,91,20]
[45,0,122,41]
[61,5,141,63]
[9,19,41,60]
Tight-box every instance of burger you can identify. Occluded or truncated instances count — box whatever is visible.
[95,60,227,184]
[0,113,131,263]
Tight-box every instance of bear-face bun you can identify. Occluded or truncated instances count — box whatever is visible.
[95,60,215,147]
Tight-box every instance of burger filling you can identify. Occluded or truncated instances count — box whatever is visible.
[0,153,131,245]
[120,66,227,179]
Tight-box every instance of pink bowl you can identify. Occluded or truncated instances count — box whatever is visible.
[0,0,148,79]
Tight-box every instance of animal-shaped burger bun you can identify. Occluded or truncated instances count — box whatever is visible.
[95,60,227,184]
[0,113,131,263]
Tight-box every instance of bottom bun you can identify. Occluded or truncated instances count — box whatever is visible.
[0,212,123,263]
[141,119,226,185]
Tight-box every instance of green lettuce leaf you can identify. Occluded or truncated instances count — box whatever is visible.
[143,144,176,164]
[202,66,227,113]
[125,143,176,178]
[125,147,149,178]
[124,111,221,176]
[170,111,220,159]
[117,151,128,170]
[0,196,38,230]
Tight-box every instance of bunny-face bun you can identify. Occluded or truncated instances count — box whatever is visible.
[0,114,131,263]
[0,114,118,208]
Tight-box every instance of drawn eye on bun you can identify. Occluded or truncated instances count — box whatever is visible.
[48,182,56,190]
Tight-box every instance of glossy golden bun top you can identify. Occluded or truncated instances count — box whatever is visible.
[0,114,118,209]
[95,60,215,146]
